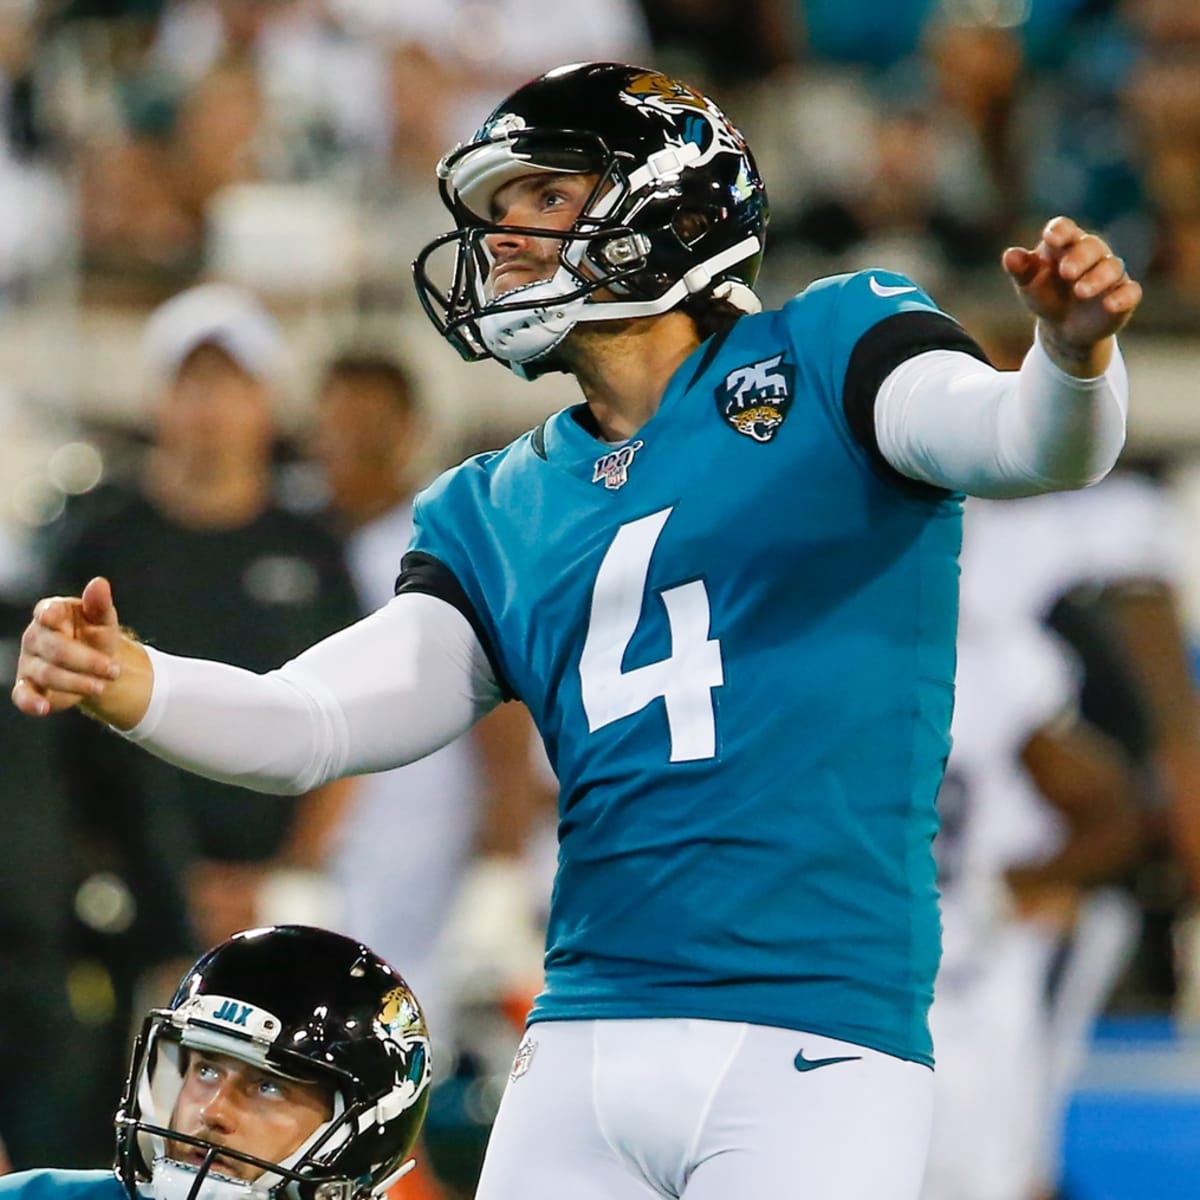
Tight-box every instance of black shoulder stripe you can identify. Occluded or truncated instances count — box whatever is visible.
[394,550,514,701]
[843,310,992,499]
[531,419,548,460]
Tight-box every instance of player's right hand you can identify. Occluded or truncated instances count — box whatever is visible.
[12,575,125,718]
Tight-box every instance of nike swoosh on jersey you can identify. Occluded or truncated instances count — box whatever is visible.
[793,1050,863,1072]
[869,276,919,298]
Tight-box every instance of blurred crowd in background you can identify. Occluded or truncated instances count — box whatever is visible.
[0,1,1198,1198]
[0,0,1193,308]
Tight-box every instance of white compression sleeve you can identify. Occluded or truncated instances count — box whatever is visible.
[875,333,1128,498]
[124,591,502,794]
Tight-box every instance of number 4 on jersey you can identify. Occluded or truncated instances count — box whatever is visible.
[579,507,723,763]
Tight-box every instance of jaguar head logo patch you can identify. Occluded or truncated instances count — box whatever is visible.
[716,353,794,443]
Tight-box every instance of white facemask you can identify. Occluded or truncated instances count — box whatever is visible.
[476,273,588,365]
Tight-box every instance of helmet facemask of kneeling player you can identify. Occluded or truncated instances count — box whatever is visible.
[412,61,769,380]
[115,926,432,1200]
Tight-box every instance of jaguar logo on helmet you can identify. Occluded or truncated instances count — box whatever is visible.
[716,353,795,443]
[619,70,749,165]
[378,986,426,1041]
[623,71,710,111]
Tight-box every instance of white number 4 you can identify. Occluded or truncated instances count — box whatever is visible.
[579,507,723,763]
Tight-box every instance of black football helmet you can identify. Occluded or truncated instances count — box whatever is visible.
[115,926,432,1200]
[412,61,769,379]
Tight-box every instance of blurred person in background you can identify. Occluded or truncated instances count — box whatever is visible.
[770,1,1026,291]
[791,0,936,70]
[36,282,361,1157]
[972,317,1200,1028]
[1120,0,1200,303]
[337,0,650,290]
[1012,1,1150,283]
[936,468,1200,1197]
[78,21,266,290]
[924,537,1143,1200]
[0,924,433,1200]
[77,0,379,293]
[313,352,553,1198]
[331,0,650,148]
[1091,518,1200,1025]
[634,0,794,89]
[1025,474,1200,1031]
[45,282,362,946]
[151,0,388,173]
[0,0,69,295]
[0,594,88,1170]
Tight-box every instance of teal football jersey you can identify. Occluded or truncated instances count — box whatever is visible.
[400,270,988,1065]
[0,1172,123,1200]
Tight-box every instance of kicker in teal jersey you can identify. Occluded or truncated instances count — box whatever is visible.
[399,268,989,1066]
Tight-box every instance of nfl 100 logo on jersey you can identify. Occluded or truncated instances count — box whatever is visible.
[716,353,794,442]
[593,439,645,490]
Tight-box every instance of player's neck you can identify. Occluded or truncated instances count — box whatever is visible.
[565,311,702,442]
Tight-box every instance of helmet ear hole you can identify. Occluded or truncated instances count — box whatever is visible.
[593,232,651,272]
[672,209,713,247]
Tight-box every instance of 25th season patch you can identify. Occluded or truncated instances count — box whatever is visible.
[716,353,794,442]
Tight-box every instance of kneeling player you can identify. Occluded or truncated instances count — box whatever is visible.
[0,925,432,1200]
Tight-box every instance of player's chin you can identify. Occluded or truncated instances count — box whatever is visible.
[488,267,545,297]
[168,1142,252,1180]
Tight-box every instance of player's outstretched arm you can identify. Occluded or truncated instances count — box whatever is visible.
[11,576,153,729]
[876,216,1138,497]
[16,582,497,795]
[1002,215,1142,378]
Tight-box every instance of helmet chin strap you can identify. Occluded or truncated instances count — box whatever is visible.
[477,234,763,368]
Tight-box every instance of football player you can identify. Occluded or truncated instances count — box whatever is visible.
[0,925,431,1200]
[13,62,1140,1199]
[927,477,1193,1198]
[923,598,1140,1200]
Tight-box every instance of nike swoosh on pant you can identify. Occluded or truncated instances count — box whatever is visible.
[793,1050,863,1072]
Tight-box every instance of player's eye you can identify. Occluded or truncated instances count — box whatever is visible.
[256,1077,286,1099]
[538,181,579,213]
